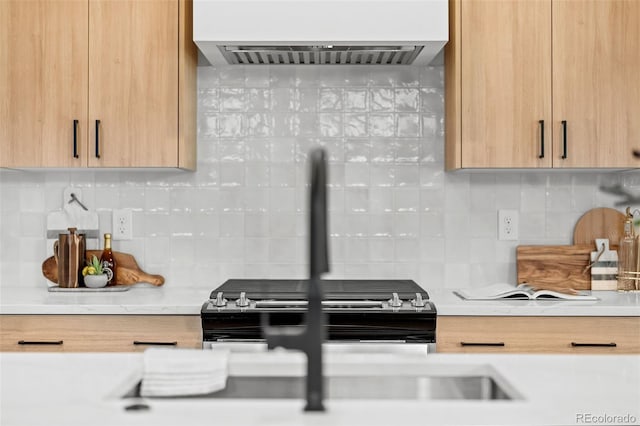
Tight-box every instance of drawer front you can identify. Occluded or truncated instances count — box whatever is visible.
[437,316,640,354]
[0,315,202,352]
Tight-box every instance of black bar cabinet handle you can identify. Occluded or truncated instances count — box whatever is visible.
[460,342,505,347]
[18,340,63,345]
[73,119,79,158]
[133,340,178,346]
[95,119,101,158]
[538,120,545,159]
[561,120,568,159]
[571,342,616,348]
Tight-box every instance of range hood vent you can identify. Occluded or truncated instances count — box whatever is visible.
[220,45,424,66]
[194,1,448,66]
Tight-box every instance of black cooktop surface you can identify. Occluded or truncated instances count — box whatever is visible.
[209,279,429,301]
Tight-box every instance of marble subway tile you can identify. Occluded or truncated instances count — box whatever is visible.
[343,114,368,138]
[369,188,393,213]
[370,138,397,162]
[220,88,245,112]
[370,164,395,187]
[369,214,393,237]
[345,163,369,188]
[394,164,420,187]
[395,88,420,112]
[218,114,245,137]
[345,138,371,163]
[393,213,420,238]
[270,138,295,163]
[170,214,195,238]
[246,113,274,137]
[370,88,394,111]
[343,89,368,111]
[345,188,369,213]
[318,113,343,137]
[344,214,370,237]
[319,88,343,111]
[244,238,269,262]
[246,88,270,110]
[269,213,297,238]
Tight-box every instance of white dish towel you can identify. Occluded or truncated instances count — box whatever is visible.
[140,348,229,397]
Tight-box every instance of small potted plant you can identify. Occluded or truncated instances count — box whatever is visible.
[82,255,113,288]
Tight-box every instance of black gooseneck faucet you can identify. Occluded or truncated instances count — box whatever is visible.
[262,148,329,412]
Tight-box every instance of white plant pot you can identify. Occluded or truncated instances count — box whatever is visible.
[84,274,109,288]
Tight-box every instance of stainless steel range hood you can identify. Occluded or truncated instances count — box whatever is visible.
[194,1,448,66]
[219,45,425,66]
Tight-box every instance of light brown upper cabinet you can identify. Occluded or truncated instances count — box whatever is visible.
[0,0,196,170]
[446,0,640,170]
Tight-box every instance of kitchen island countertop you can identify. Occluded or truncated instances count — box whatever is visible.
[1,351,638,426]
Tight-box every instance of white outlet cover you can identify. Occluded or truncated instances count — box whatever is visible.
[498,209,519,241]
[112,208,133,241]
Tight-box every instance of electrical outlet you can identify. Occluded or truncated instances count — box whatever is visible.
[498,209,519,241]
[112,209,133,241]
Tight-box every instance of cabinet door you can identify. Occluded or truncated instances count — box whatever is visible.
[459,0,552,168]
[0,315,202,352]
[0,0,88,168]
[437,316,640,354]
[553,0,640,168]
[88,0,179,167]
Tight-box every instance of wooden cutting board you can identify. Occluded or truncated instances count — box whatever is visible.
[573,207,625,248]
[42,250,164,286]
[517,245,592,291]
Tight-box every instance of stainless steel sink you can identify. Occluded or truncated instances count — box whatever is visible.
[122,374,516,401]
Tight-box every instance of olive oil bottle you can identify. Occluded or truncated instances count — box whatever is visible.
[100,233,117,285]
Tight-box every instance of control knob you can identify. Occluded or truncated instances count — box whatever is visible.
[214,291,227,307]
[236,291,251,308]
[411,293,427,308]
[388,292,403,308]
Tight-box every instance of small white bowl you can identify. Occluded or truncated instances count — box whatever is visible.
[84,274,109,288]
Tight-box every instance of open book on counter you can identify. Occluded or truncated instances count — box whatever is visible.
[454,283,599,301]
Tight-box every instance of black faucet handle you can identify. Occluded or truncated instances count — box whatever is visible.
[309,148,329,278]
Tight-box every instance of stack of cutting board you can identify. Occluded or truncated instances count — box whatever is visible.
[517,208,625,291]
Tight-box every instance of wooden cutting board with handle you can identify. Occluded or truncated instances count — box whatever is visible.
[573,207,625,248]
[517,245,592,291]
[42,250,164,286]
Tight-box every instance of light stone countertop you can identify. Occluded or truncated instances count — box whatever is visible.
[0,285,210,315]
[1,351,638,426]
[1,285,640,316]
[428,288,640,316]
[1,285,639,316]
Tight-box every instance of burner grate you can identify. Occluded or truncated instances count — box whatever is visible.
[210,279,428,301]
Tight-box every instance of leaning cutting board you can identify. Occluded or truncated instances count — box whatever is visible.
[42,251,164,286]
[573,207,625,248]
[516,245,592,291]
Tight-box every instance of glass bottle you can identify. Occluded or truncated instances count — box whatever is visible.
[617,210,637,292]
[100,233,117,285]
[635,235,640,291]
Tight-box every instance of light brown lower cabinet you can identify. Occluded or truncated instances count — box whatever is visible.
[0,315,201,352]
[437,316,640,354]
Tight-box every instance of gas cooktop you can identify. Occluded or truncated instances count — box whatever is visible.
[209,279,430,301]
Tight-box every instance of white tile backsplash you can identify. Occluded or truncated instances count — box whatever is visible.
[1,65,637,290]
